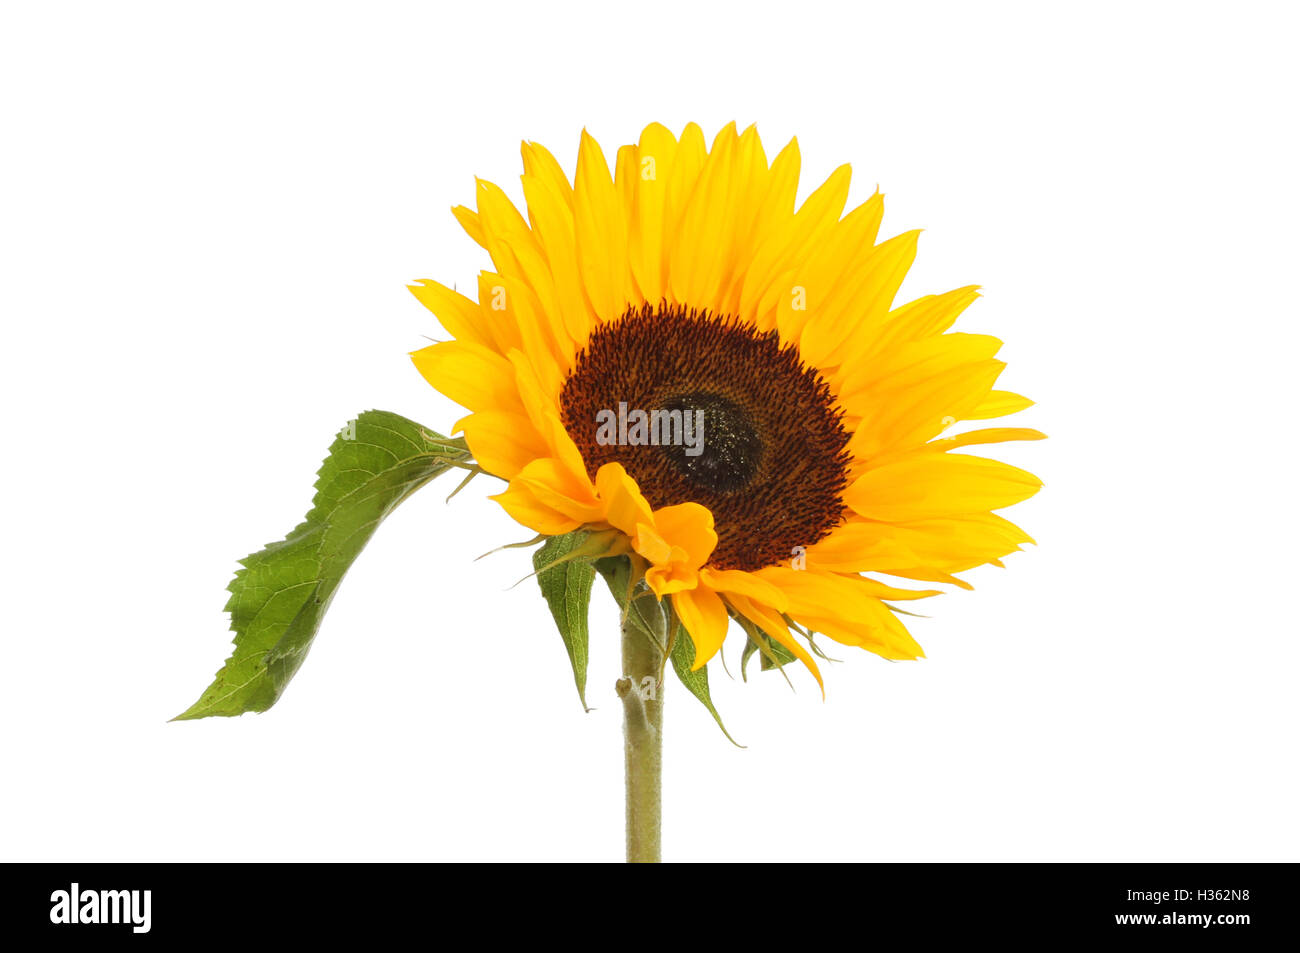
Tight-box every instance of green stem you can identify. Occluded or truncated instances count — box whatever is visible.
[618,607,664,863]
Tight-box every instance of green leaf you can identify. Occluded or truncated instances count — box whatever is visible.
[668,618,744,748]
[534,530,598,711]
[174,411,469,720]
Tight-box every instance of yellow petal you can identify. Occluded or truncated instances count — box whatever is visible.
[493,280,566,395]
[672,586,730,670]
[750,136,800,237]
[849,285,981,366]
[408,279,493,351]
[451,204,487,249]
[506,347,562,441]
[725,135,800,322]
[840,513,1036,574]
[490,233,573,370]
[845,357,1007,457]
[846,453,1042,521]
[663,123,708,256]
[627,122,680,304]
[797,221,917,367]
[854,577,942,601]
[699,567,788,613]
[514,457,603,524]
[726,591,823,693]
[838,330,1003,401]
[968,390,1036,419]
[474,271,524,355]
[651,502,717,568]
[409,341,521,414]
[739,162,851,326]
[458,410,547,481]
[804,521,922,573]
[882,565,976,590]
[521,150,592,347]
[753,567,925,658]
[615,143,639,221]
[633,521,674,565]
[644,558,699,597]
[472,177,534,279]
[574,129,632,320]
[520,140,573,209]
[594,462,655,537]
[668,122,738,310]
[930,427,1047,450]
[491,480,582,536]
[717,124,771,298]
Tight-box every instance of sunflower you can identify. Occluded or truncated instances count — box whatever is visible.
[409,122,1042,688]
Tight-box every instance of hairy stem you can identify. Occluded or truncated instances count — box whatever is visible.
[619,605,665,863]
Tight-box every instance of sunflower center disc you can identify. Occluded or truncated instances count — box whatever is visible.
[560,303,852,571]
[658,391,762,493]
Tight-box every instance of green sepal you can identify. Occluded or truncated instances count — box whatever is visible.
[174,411,469,720]
[533,530,600,711]
[783,614,840,662]
[738,621,798,681]
[594,554,661,650]
[668,616,744,748]
[761,642,799,671]
[594,555,741,745]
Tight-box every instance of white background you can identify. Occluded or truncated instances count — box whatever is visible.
[2,1,1297,862]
